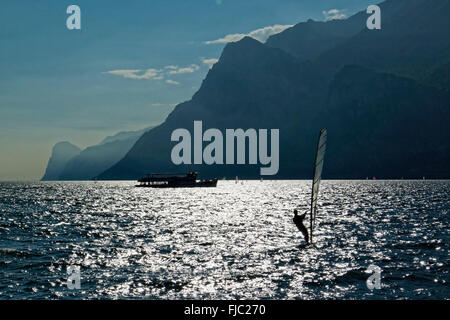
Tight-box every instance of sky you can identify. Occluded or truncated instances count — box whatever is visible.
[0,0,376,180]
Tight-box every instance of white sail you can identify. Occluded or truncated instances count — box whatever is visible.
[310,128,327,243]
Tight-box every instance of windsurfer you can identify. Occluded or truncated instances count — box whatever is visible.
[293,209,309,244]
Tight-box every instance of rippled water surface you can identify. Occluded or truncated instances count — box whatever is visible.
[0,180,448,299]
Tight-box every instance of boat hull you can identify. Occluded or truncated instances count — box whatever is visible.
[136,179,218,188]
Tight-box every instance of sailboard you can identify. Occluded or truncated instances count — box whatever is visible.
[310,128,327,243]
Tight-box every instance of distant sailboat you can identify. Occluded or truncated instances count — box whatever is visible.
[309,128,327,244]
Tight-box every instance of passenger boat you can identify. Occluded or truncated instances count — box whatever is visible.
[136,172,217,188]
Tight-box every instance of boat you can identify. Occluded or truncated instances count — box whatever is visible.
[136,172,218,188]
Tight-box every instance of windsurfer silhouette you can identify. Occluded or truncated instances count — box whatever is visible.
[293,209,309,244]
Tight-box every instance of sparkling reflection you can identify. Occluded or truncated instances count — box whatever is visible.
[0,180,448,299]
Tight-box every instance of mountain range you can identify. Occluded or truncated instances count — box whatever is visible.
[42,127,151,180]
[44,0,450,180]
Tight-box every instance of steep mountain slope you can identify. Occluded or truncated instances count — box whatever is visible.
[41,142,81,181]
[100,128,149,145]
[41,127,151,181]
[99,37,326,179]
[57,127,151,180]
[317,0,450,82]
[265,14,366,61]
[97,0,450,180]
[321,66,450,179]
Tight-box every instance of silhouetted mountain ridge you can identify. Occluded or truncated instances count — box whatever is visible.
[266,13,366,61]
[96,0,450,180]
[41,142,81,181]
[321,65,450,178]
[42,127,152,180]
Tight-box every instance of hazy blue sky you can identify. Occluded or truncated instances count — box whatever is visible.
[0,0,375,180]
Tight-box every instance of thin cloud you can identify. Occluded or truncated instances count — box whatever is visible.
[151,103,176,107]
[167,64,200,75]
[104,64,200,80]
[104,69,163,80]
[322,9,347,21]
[204,24,293,45]
[201,58,219,69]
[165,79,180,85]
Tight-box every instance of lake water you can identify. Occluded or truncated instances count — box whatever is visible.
[0,180,448,299]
